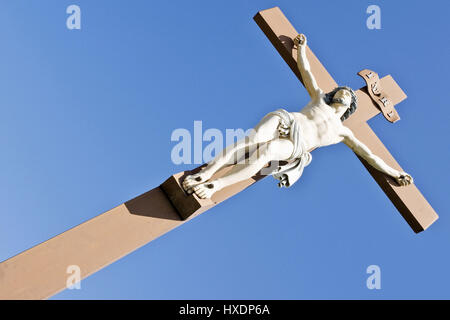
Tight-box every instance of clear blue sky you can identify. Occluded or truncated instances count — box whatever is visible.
[0,0,448,299]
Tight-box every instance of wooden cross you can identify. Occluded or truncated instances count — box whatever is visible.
[252,7,438,233]
[0,7,438,300]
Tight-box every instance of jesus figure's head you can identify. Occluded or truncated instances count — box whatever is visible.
[323,86,358,121]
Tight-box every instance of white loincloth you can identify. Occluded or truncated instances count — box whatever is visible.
[264,109,312,188]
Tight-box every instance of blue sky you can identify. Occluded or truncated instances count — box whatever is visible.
[0,0,448,299]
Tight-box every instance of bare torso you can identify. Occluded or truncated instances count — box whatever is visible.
[291,93,345,151]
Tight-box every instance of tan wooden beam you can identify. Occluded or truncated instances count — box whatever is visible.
[0,188,181,299]
[351,122,438,232]
[0,164,264,299]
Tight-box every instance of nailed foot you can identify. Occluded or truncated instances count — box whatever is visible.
[193,181,222,199]
[182,173,207,193]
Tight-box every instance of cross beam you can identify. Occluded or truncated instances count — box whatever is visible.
[254,7,438,233]
[0,7,438,300]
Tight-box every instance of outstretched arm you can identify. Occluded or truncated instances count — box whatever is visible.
[341,128,413,186]
[294,34,322,99]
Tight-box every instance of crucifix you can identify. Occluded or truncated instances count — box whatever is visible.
[0,7,438,300]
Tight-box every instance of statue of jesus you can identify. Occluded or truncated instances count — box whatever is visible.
[182,34,413,199]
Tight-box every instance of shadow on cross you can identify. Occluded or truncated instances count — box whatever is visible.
[125,187,182,221]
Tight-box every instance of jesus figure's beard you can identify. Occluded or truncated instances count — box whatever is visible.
[332,97,347,105]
